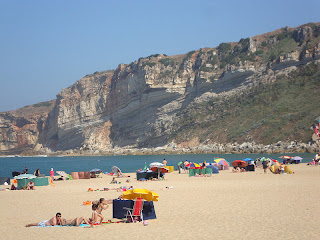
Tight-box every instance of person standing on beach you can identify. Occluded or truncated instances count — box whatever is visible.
[262,161,269,174]
[24,166,28,174]
[162,159,167,166]
[50,168,54,181]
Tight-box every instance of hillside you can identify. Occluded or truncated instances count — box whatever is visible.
[1,22,320,155]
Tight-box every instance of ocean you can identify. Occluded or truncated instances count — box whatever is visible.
[0,153,316,178]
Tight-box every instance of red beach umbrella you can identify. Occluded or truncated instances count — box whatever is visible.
[231,160,248,168]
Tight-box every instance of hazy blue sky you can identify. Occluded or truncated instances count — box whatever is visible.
[1,0,319,112]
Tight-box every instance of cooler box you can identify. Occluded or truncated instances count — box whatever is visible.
[165,166,174,172]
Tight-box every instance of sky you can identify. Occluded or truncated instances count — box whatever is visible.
[1,0,320,112]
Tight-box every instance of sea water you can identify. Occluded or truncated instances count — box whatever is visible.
[0,153,316,178]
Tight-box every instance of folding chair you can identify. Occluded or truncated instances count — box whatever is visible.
[123,197,144,223]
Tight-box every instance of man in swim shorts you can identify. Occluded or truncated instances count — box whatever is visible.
[25,212,63,227]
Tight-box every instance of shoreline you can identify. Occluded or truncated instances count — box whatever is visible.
[1,140,319,157]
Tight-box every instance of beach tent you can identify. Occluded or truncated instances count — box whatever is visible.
[206,165,219,174]
[0,177,10,185]
[270,165,280,173]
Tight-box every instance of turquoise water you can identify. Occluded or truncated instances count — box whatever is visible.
[0,153,316,178]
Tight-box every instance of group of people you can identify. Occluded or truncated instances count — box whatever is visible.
[26,198,111,228]
[26,212,90,228]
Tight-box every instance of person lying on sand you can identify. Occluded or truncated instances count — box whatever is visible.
[25,212,63,227]
[62,217,90,226]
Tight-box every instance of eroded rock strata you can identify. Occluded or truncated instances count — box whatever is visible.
[1,23,320,155]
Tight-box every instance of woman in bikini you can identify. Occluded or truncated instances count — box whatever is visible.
[63,217,90,227]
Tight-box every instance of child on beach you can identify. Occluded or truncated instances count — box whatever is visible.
[90,204,99,227]
[90,198,109,226]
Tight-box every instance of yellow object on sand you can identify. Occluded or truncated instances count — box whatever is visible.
[284,165,291,174]
[165,166,174,172]
[270,165,279,173]
[122,188,159,202]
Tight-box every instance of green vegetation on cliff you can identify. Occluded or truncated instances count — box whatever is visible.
[171,62,320,144]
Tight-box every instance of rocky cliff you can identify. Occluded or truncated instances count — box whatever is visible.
[1,23,320,155]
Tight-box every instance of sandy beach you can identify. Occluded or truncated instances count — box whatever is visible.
[1,164,320,240]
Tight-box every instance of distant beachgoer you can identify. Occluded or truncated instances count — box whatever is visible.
[34,169,40,177]
[27,181,35,190]
[110,177,117,184]
[11,184,16,190]
[162,159,167,166]
[184,160,189,172]
[24,166,28,174]
[25,212,63,227]
[280,163,285,174]
[50,168,54,181]
[202,161,207,169]
[262,161,269,174]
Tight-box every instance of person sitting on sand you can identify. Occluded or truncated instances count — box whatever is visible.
[90,204,101,227]
[34,168,40,177]
[27,181,35,190]
[280,163,285,174]
[110,177,117,184]
[25,212,63,227]
[63,217,90,227]
[240,168,246,172]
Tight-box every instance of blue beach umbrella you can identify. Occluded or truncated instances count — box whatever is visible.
[243,158,253,162]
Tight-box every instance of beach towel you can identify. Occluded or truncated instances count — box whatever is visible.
[33,224,89,228]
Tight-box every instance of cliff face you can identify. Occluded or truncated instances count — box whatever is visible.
[1,23,320,154]
[0,101,54,154]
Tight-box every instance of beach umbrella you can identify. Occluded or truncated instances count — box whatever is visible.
[292,156,303,161]
[122,188,159,202]
[214,158,229,166]
[150,167,169,174]
[270,159,280,166]
[188,163,201,169]
[111,166,122,174]
[242,158,253,162]
[149,162,164,168]
[90,168,102,173]
[280,155,292,159]
[13,174,36,179]
[231,160,248,168]
[56,171,69,178]
[150,166,168,178]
